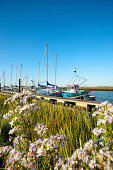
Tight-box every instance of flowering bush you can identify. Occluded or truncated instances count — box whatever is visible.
[54,101,113,169]
[0,91,66,169]
[0,92,113,169]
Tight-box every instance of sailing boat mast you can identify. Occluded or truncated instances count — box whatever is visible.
[38,63,40,86]
[20,64,22,87]
[10,64,13,87]
[46,44,48,86]
[3,71,5,87]
[55,53,57,91]
[15,66,18,86]
[26,74,28,89]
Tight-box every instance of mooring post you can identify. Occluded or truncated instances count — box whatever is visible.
[19,79,21,92]
[0,83,1,92]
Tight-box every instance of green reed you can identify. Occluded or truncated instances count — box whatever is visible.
[35,99,96,157]
[0,95,96,158]
[0,95,10,146]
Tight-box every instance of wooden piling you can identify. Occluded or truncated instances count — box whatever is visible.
[19,79,21,92]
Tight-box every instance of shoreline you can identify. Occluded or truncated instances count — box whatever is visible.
[79,87,113,91]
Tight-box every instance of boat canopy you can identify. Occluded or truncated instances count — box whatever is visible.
[38,83,47,88]
[38,82,58,89]
[47,81,55,87]
[47,81,58,88]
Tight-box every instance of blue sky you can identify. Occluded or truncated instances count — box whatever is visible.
[0,0,113,87]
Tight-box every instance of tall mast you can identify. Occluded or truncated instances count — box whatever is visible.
[3,71,5,87]
[38,63,40,85]
[55,53,57,91]
[32,75,35,87]
[26,73,28,89]
[0,72,4,86]
[15,66,18,86]
[10,64,13,87]
[46,44,48,86]
[20,64,22,86]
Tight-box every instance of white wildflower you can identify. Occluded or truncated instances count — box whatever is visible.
[89,159,96,169]
[100,101,109,107]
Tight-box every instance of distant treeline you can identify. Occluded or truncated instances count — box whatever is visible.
[60,86,113,91]
[79,86,113,91]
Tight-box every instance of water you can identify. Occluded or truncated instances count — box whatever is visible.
[36,89,113,103]
[91,91,113,103]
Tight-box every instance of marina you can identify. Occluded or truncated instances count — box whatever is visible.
[36,94,100,111]
[0,42,112,115]
[1,44,113,105]
[0,89,100,112]
[0,1,113,169]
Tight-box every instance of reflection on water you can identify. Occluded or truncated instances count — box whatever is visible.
[91,91,113,103]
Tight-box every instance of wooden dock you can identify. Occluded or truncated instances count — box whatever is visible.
[0,91,103,112]
[0,91,15,96]
[36,94,101,112]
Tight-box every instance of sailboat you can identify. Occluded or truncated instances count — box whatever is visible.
[48,53,62,97]
[36,45,49,95]
[37,44,62,96]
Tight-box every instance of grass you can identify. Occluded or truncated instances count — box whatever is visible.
[34,99,96,157]
[0,94,9,125]
[0,94,96,158]
[0,94,10,146]
[0,93,112,169]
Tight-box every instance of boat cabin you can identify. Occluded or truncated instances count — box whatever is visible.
[66,84,79,90]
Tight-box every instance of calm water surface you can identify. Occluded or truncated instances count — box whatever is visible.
[91,91,113,103]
